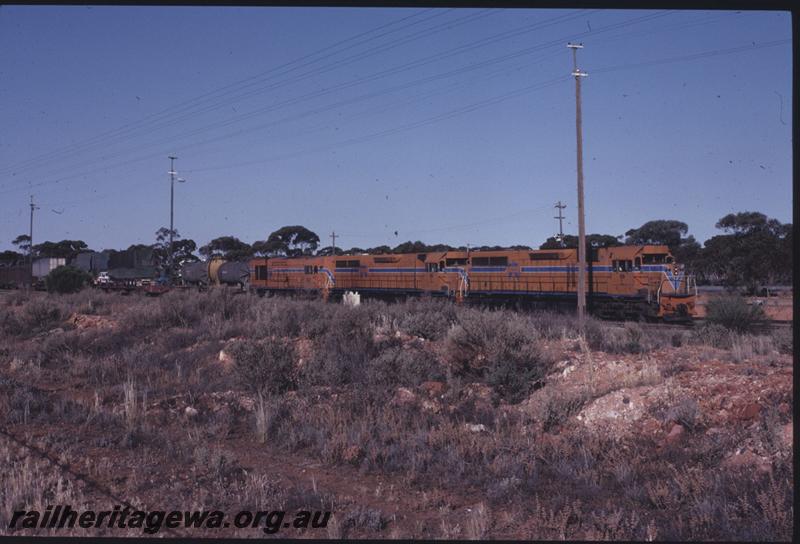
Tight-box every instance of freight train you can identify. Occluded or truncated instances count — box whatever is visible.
[248,245,697,320]
[1,244,697,320]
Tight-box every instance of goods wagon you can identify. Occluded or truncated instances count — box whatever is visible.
[0,265,32,289]
[249,244,695,320]
[218,261,250,287]
[180,259,249,288]
[180,259,224,286]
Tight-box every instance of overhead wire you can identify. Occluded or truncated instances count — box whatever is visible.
[3,9,660,189]
[1,12,782,202]
[175,36,791,175]
[0,9,582,186]
[0,9,472,178]
[0,8,445,176]
[591,38,791,74]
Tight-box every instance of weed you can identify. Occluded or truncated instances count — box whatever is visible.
[229,338,297,395]
[705,295,765,333]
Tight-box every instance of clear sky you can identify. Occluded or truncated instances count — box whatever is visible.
[0,6,792,253]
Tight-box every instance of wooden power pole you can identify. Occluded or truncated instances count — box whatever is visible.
[568,43,588,329]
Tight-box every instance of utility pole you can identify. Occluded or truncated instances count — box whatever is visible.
[166,155,189,278]
[168,156,177,276]
[330,231,337,255]
[568,43,588,329]
[29,195,39,287]
[554,201,566,247]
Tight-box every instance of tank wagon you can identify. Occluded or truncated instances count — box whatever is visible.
[180,259,250,289]
[249,245,696,320]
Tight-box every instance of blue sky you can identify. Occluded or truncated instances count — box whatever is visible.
[0,6,792,253]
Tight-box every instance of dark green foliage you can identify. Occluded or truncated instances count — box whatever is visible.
[584,320,671,354]
[0,308,24,336]
[199,235,253,261]
[22,299,63,331]
[315,245,345,256]
[304,306,382,386]
[691,322,734,349]
[256,226,320,257]
[45,265,92,294]
[696,212,792,289]
[365,346,442,388]
[770,327,792,354]
[625,219,689,249]
[705,295,765,332]
[539,233,622,250]
[446,310,550,403]
[32,239,89,260]
[393,298,457,341]
[12,234,31,253]
[153,227,197,268]
[0,249,24,266]
[229,338,296,395]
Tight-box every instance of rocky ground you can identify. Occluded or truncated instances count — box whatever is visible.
[0,289,793,539]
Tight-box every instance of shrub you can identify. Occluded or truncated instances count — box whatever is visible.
[304,306,382,386]
[0,309,24,336]
[656,396,701,431]
[584,320,664,354]
[705,295,765,333]
[528,310,580,339]
[691,323,733,349]
[531,387,591,432]
[229,338,296,395]
[21,299,62,332]
[769,327,792,355]
[446,309,550,403]
[45,266,92,294]
[394,298,457,341]
[365,345,443,388]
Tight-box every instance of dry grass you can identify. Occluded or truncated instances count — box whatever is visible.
[0,289,792,539]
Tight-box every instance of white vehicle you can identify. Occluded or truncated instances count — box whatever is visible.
[96,271,111,285]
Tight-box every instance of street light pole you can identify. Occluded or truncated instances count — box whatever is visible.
[568,43,588,330]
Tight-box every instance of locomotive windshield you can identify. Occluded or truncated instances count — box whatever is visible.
[642,253,672,264]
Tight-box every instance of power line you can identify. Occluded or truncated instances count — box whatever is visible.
[0,9,442,177]
[0,32,785,198]
[2,9,674,191]
[0,9,586,186]
[340,203,554,239]
[591,38,790,74]
[0,9,480,179]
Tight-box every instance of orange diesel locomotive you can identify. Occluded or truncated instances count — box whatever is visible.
[249,244,696,320]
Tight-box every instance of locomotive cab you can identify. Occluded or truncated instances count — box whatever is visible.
[638,248,696,320]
